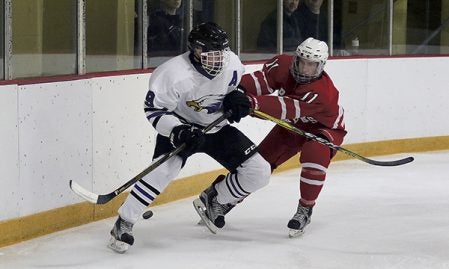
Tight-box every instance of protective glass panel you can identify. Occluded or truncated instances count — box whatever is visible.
[86,0,141,73]
[0,0,4,80]
[189,1,236,53]
[11,0,77,79]
[393,0,449,55]
[134,0,144,68]
[332,0,389,56]
[283,0,329,53]
[241,0,329,61]
[241,0,278,61]
[146,0,188,68]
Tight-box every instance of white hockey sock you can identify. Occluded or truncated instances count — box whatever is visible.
[118,155,183,223]
[215,153,270,204]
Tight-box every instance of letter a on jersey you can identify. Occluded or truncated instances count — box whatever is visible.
[228,70,238,86]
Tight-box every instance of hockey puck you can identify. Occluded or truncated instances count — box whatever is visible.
[142,210,153,219]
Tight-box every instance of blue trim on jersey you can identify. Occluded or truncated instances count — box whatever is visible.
[145,90,156,107]
[146,111,172,119]
[144,107,168,112]
[152,115,161,129]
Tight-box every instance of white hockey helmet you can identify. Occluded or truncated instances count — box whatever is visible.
[290,37,329,83]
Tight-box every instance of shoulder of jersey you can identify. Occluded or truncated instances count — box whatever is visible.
[152,52,192,79]
[264,54,292,76]
[276,54,293,67]
[228,51,243,65]
[158,52,190,70]
[319,72,336,89]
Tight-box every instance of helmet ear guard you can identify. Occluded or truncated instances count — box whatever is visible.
[290,37,329,83]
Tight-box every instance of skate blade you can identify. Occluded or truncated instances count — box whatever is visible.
[288,228,305,238]
[193,198,218,234]
[108,236,130,253]
[197,219,205,226]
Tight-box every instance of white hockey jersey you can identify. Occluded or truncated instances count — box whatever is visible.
[144,51,245,137]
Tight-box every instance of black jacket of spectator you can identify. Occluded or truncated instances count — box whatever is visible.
[294,4,327,43]
[257,10,304,52]
[148,9,184,56]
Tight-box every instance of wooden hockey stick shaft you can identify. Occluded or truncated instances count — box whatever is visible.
[252,110,414,167]
[69,111,232,204]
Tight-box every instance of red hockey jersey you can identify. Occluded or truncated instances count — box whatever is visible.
[241,54,345,132]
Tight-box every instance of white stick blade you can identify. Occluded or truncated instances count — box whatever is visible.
[69,180,99,204]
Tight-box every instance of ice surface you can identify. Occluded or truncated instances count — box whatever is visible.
[1,151,448,269]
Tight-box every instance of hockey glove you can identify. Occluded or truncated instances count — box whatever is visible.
[223,89,251,123]
[169,124,205,158]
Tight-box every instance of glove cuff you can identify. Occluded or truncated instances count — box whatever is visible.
[247,93,259,110]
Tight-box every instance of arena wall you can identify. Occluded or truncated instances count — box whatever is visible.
[1,57,448,247]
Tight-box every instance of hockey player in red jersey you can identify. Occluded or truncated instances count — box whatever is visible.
[240,37,347,237]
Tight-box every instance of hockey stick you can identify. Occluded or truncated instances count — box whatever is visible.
[252,110,414,167]
[69,111,232,204]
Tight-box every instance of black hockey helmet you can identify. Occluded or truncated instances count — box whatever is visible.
[188,22,229,52]
[188,22,231,77]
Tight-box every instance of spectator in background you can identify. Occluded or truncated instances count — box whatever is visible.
[148,0,184,56]
[294,0,327,42]
[295,0,347,54]
[257,0,303,52]
[193,0,214,26]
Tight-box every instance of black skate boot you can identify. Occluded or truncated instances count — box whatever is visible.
[108,216,134,253]
[193,175,235,233]
[287,203,313,238]
[210,174,237,215]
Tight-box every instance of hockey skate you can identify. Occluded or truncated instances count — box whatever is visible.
[196,201,235,227]
[193,182,233,234]
[108,216,134,253]
[287,204,313,238]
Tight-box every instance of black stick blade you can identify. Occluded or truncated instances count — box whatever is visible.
[364,156,414,167]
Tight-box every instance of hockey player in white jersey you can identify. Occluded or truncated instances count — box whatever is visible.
[108,22,271,253]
